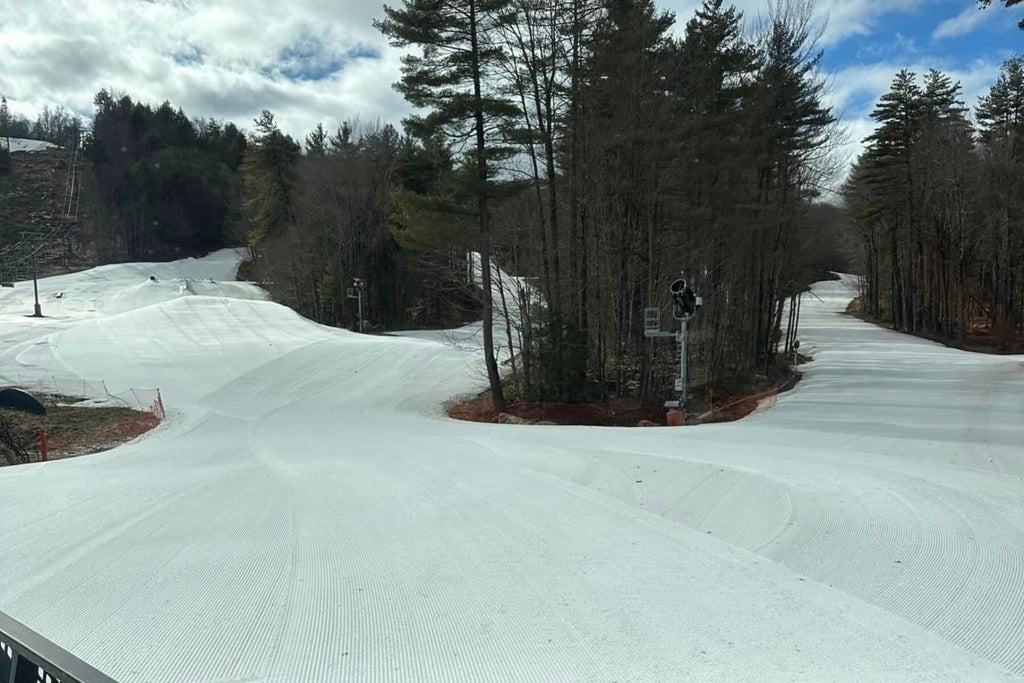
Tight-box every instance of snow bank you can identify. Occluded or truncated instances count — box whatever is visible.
[4,138,59,153]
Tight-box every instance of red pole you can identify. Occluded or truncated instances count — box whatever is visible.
[39,429,48,461]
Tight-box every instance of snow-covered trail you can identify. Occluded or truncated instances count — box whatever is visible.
[1,255,1022,682]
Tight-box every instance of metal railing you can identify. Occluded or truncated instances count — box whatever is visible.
[1,611,118,683]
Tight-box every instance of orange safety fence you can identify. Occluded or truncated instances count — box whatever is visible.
[711,386,778,414]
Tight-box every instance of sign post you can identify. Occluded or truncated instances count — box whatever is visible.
[347,278,365,332]
[32,260,42,317]
[645,276,702,423]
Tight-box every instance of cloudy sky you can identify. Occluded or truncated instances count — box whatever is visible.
[1,0,1022,182]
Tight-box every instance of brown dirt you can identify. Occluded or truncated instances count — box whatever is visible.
[0,147,96,279]
[447,369,802,428]
[1,149,70,244]
[0,393,161,465]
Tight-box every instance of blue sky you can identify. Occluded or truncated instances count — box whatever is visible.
[817,1,1023,129]
[1,0,1021,186]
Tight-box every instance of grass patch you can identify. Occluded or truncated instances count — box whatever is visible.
[0,393,160,465]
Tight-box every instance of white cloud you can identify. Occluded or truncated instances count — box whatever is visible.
[0,0,410,141]
[819,56,1003,194]
[0,0,1010,169]
[830,58,1002,118]
[933,5,995,39]
[660,0,930,47]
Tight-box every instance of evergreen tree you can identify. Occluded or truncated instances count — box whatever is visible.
[976,56,1024,347]
[85,90,247,257]
[863,70,922,196]
[745,1,835,367]
[242,111,301,250]
[305,122,328,156]
[0,96,10,151]
[671,0,762,383]
[843,65,1024,347]
[377,0,521,403]
[860,70,923,329]
[329,121,356,155]
[977,56,1024,149]
[579,0,676,397]
[921,69,969,124]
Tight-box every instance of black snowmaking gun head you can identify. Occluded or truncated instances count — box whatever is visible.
[670,278,700,320]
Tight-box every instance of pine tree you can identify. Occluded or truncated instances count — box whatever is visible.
[376,0,520,403]
[305,122,328,156]
[976,56,1024,347]
[861,71,923,329]
[0,96,10,151]
[747,1,836,366]
[863,71,922,192]
[921,69,968,124]
[678,0,759,120]
[579,0,676,398]
[242,111,301,250]
[977,56,1024,149]
[329,121,356,156]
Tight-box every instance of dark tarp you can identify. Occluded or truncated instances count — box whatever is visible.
[0,388,46,415]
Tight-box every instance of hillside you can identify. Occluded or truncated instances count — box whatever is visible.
[0,252,1021,681]
[0,141,93,280]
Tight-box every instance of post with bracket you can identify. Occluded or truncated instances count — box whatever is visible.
[347,278,366,333]
[644,275,702,425]
[32,260,42,318]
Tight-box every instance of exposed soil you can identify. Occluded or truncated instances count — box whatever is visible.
[447,368,802,427]
[0,393,160,465]
[0,147,95,279]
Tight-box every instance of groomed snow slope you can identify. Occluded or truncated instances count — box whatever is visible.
[1,253,1022,682]
[4,138,59,153]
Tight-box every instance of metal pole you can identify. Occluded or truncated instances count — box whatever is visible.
[32,263,42,317]
[679,318,688,412]
[357,291,363,333]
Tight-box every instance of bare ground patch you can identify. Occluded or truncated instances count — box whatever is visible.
[447,368,802,427]
[0,393,160,465]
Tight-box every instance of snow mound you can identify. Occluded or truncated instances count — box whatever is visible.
[49,296,337,401]
[5,138,59,153]
[99,277,265,316]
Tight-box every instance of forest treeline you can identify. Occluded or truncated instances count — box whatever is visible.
[0,97,82,148]
[243,0,848,406]
[1,96,84,173]
[83,91,248,259]
[29,0,950,405]
[843,56,1024,350]
[4,2,1019,406]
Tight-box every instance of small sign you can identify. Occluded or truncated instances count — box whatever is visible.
[674,378,683,391]
[644,307,660,333]
[347,288,357,299]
